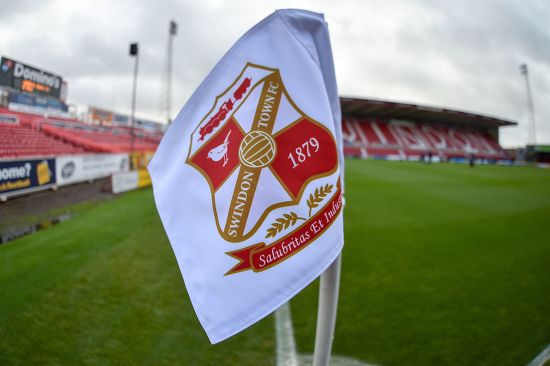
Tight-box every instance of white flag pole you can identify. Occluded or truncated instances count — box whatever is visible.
[312,253,342,366]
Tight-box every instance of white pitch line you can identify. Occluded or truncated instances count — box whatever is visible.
[276,303,546,366]
[299,355,376,366]
[275,302,375,366]
[527,343,550,366]
[275,302,299,366]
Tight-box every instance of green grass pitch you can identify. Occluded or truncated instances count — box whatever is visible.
[1,160,549,365]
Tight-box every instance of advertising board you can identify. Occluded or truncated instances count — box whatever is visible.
[89,107,114,124]
[137,169,151,188]
[0,56,63,99]
[111,171,139,194]
[8,90,68,112]
[56,154,129,186]
[0,158,56,198]
[131,151,155,170]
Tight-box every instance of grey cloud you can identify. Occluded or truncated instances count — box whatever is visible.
[0,0,48,21]
[0,0,548,146]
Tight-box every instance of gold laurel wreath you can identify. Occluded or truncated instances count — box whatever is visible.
[306,184,334,217]
[265,212,306,238]
[264,184,335,239]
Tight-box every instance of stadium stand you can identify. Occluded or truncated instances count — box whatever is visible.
[41,122,158,153]
[340,98,514,160]
[2,97,515,161]
[0,108,160,158]
[0,123,85,158]
[0,109,85,158]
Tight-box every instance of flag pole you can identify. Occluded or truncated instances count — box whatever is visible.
[312,253,342,366]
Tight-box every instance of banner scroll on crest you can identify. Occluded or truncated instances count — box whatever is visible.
[149,9,343,343]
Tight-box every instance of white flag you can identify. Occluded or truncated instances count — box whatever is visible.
[149,9,344,343]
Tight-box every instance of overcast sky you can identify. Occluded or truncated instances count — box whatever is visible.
[0,0,548,147]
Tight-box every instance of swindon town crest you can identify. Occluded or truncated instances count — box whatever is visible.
[187,63,342,274]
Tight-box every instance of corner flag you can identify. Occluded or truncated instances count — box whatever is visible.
[149,9,343,344]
